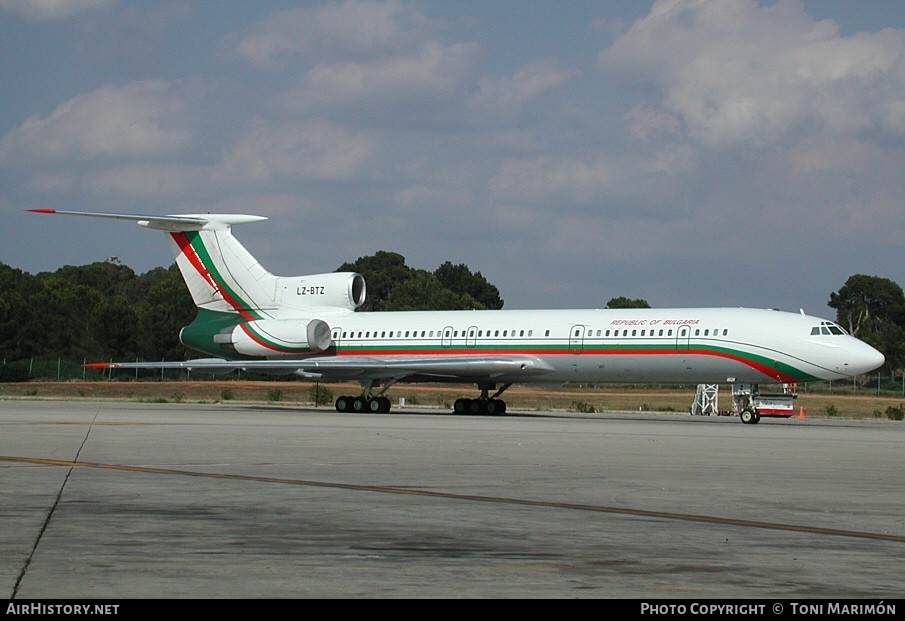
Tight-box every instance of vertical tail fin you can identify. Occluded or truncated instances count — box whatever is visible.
[31,208,368,358]
[29,209,278,319]
[163,215,278,319]
[30,209,365,319]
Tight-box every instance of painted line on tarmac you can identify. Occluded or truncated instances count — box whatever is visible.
[4,454,903,544]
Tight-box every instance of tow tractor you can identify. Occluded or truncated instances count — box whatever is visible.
[731,384,796,424]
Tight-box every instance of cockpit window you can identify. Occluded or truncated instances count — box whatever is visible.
[810,321,847,336]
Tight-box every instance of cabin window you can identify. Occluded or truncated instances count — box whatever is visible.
[545,330,550,336]
[668,329,673,336]
[704,329,709,336]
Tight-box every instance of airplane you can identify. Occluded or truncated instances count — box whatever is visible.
[30,208,885,422]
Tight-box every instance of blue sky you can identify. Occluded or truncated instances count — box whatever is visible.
[2,0,903,316]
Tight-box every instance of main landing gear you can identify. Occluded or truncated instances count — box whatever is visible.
[334,379,395,413]
[334,381,514,415]
[334,394,391,414]
[453,382,512,415]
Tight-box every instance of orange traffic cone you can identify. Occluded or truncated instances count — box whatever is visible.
[798,407,805,419]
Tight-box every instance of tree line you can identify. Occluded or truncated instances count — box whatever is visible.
[1,256,902,380]
[0,253,502,370]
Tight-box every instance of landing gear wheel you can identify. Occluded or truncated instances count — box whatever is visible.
[335,396,354,413]
[485,399,506,415]
[352,396,368,412]
[453,398,470,414]
[740,408,757,424]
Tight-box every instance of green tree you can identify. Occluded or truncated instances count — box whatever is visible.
[0,263,34,359]
[134,265,196,360]
[829,274,905,374]
[29,274,98,357]
[338,252,505,311]
[338,251,413,311]
[87,296,139,359]
[434,262,503,309]
[387,270,481,311]
[606,296,651,309]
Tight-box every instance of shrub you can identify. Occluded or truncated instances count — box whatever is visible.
[308,384,333,406]
[885,404,905,421]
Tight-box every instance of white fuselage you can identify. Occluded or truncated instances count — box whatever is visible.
[293,306,883,385]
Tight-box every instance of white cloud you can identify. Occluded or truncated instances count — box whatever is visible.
[488,156,615,205]
[0,0,113,20]
[219,119,377,182]
[83,163,199,198]
[0,80,192,163]
[467,59,574,120]
[277,41,479,117]
[235,0,436,69]
[486,147,693,210]
[600,0,905,148]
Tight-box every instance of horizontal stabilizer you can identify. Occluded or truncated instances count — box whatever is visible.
[28,208,266,231]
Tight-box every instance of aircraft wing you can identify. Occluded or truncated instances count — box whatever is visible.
[89,355,557,381]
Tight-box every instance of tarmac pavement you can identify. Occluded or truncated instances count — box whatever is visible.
[1,399,903,599]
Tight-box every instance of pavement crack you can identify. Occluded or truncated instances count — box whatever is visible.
[11,405,101,599]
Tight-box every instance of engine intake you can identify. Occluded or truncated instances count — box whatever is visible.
[276,272,366,312]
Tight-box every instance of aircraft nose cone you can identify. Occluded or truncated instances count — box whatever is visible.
[850,342,885,375]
